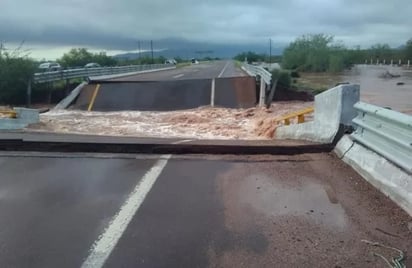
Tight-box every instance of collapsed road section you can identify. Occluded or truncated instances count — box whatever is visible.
[73,77,257,111]
[27,75,314,139]
[0,62,411,267]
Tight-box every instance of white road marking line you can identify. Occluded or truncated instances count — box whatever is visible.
[81,154,171,268]
[218,61,230,78]
[210,78,215,107]
[172,139,192,144]
[172,74,184,79]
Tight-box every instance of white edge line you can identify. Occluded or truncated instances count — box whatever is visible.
[172,139,192,144]
[81,154,171,268]
[218,61,230,78]
[210,78,215,107]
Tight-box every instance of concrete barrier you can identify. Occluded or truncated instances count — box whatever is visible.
[0,108,39,130]
[335,135,412,216]
[54,82,88,110]
[275,84,360,143]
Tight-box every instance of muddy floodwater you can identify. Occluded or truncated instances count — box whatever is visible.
[29,102,313,140]
[302,65,412,114]
[344,65,412,114]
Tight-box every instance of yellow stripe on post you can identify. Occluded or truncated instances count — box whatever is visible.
[87,84,100,111]
[0,110,17,118]
[274,106,314,125]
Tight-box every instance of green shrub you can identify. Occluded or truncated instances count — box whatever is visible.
[328,54,344,73]
[0,50,36,104]
[290,70,300,78]
[271,69,292,88]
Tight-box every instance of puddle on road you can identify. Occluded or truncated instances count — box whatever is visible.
[239,173,348,229]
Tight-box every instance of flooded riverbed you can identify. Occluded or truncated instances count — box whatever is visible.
[343,65,412,114]
[300,65,412,114]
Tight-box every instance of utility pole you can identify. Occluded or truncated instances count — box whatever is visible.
[269,38,272,65]
[138,40,141,60]
[150,40,154,64]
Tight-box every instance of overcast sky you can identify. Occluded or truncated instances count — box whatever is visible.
[1,0,411,59]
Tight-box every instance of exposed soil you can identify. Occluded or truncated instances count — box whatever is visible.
[272,85,314,101]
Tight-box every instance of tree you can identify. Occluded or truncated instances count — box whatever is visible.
[58,48,93,67]
[404,39,412,61]
[368,44,392,61]
[282,34,334,72]
[233,51,265,63]
[0,45,36,104]
[58,48,117,67]
[93,52,117,66]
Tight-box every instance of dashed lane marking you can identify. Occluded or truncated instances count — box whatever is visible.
[172,74,184,79]
[218,61,230,78]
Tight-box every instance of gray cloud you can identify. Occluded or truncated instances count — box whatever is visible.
[1,0,411,54]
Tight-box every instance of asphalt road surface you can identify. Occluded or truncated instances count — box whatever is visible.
[110,60,246,81]
[76,60,255,111]
[0,152,410,268]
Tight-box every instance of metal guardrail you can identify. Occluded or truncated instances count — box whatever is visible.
[241,63,272,85]
[274,107,314,125]
[0,110,17,118]
[352,102,412,173]
[34,64,174,83]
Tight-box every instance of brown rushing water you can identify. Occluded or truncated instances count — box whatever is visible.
[300,65,412,114]
[342,65,412,114]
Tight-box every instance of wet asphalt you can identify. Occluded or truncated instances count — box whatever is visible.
[0,153,410,268]
[109,60,245,81]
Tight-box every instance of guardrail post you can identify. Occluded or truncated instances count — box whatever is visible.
[259,77,266,107]
[65,79,70,96]
[26,79,32,107]
[210,78,215,107]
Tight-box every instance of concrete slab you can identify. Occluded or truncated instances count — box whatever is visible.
[0,108,39,130]
[335,135,412,216]
[0,131,331,155]
[275,84,360,143]
[72,77,257,111]
[87,80,213,111]
[0,153,410,267]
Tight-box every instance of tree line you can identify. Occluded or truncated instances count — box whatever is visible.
[235,34,412,72]
[0,46,209,105]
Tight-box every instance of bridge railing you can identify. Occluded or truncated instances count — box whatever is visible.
[241,63,272,85]
[33,64,174,83]
[274,107,314,125]
[241,62,272,107]
[352,102,412,173]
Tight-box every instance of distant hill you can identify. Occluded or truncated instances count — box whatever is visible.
[113,38,283,60]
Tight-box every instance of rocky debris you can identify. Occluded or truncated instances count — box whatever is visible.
[379,70,401,79]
